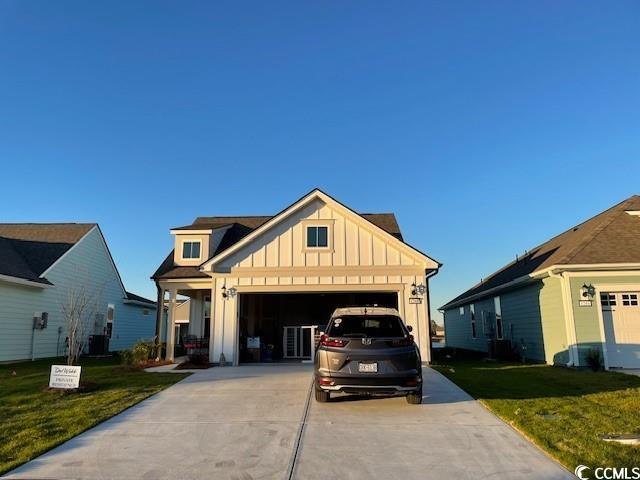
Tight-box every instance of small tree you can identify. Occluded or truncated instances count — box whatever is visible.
[61,286,99,366]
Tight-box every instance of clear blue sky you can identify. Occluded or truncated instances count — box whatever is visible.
[1,1,639,323]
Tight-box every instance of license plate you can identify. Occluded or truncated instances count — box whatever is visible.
[359,362,378,373]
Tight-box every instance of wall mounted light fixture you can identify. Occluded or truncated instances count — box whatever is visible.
[411,283,427,296]
[581,283,596,299]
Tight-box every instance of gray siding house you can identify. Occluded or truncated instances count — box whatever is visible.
[441,195,640,370]
[0,223,156,362]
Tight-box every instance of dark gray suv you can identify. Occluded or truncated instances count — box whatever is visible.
[314,307,422,404]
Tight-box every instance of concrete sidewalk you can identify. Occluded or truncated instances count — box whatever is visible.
[4,365,572,480]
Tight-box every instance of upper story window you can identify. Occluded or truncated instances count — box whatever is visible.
[182,241,201,259]
[306,226,329,248]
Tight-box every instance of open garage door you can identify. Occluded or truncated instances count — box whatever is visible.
[238,292,398,363]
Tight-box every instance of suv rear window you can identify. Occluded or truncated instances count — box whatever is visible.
[327,315,405,338]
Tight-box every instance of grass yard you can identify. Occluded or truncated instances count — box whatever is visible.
[432,359,640,470]
[0,357,188,475]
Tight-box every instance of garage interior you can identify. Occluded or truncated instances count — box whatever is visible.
[238,292,398,363]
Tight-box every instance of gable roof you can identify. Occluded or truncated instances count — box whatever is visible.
[125,291,157,307]
[153,189,438,280]
[440,195,640,310]
[0,223,96,285]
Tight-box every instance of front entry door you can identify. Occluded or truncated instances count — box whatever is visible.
[283,326,317,361]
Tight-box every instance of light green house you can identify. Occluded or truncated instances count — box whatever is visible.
[440,195,640,370]
[0,223,157,362]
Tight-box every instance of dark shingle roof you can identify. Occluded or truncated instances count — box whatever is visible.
[154,213,403,279]
[441,195,640,310]
[0,223,95,284]
[125,291,157,306]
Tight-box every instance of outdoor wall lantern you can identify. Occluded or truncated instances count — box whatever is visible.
[581,283,596,299]
[411,283,427,296]
[221,286,237,299]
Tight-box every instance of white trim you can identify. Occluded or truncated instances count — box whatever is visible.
[170,229,213,235]
[39,225,97,279]
[592,283,640,370]
[233,283,405,294]
[0,273,53,289]
[180,239,203,261]
[625,211,640,216]
[200,189,440,272]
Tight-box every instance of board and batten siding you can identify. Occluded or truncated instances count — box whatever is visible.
[205,198,433,364]
[0,228,155,362]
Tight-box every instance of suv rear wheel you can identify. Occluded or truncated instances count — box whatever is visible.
[406,387,422,405]
[315,388,330,403]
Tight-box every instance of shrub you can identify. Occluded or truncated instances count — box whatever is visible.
[120,340,156,367]
[586,348,603,371]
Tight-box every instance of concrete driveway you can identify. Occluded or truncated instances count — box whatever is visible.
[4,364,572,480]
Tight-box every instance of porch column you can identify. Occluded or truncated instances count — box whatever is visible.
[166,288,178,361]
[155,285,166,361]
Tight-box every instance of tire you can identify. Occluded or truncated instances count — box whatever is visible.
[406,387,422,405]
[315,388,330,403]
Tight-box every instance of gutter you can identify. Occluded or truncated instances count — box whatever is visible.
[0,274,54,289]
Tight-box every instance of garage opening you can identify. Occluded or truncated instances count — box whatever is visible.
[238,292,398,363]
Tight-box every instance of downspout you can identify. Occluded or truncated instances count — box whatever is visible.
[424,268,439,364]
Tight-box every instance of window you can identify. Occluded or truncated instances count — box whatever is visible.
[622,293,639,306]
[459,306,464,315]
[106,304,114,338]
[470,304,477,339]
[306,226,328,248]
[327,315,405,338]
[600,293,617,307]
[182,241,201,259]
[494,297,503,340]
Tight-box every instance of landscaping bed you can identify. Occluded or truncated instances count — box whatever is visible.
[0,356,189,475]
[432,356,640,469]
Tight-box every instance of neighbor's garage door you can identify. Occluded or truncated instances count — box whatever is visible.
[601,292,640,368]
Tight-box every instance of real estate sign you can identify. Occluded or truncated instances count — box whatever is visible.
[49,365,81,389]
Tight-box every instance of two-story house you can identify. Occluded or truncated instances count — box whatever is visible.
[152,189,440,365]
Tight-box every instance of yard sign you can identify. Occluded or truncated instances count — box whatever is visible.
[49,365,81,389]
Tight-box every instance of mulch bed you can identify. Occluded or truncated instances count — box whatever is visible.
[175,362,210,370]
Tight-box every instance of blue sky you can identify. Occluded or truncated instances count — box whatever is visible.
[1,1,639,322]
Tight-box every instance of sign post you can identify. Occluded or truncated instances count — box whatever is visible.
[49,365,81,389]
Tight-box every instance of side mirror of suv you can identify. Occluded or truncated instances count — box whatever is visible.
[406,325,413,332]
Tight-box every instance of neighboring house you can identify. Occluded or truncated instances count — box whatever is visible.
[152,189,440,365]
[0,223,157,362]
[440,195,640,370]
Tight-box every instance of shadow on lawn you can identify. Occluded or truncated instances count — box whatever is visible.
[433,361,640,400]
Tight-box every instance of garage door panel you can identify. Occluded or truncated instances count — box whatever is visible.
[602,292,640,369]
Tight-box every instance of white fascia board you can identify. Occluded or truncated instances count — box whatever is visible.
[0,273,54,289]
[170,229,213,235]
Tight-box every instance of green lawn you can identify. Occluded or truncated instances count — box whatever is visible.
[432,359,640,470]
[0,357,189,475]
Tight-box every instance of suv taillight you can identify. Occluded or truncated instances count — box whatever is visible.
[320,334,348,348]
[392,335,414,347]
